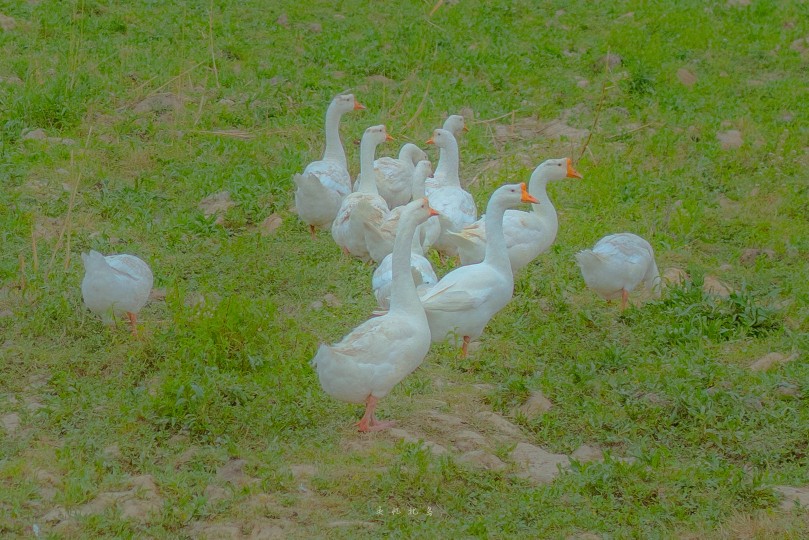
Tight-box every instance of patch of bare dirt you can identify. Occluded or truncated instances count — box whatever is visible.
[663,267,689,287]
[571,444,604,463]
[41,474,163,530]
[493,113,589,143]
[514,390,553,418]
[1,412,20,434]
[133,92,185,114]
[740,248,775,266]
[199,191,237,223]
[717,130,743,150]
[510,442,570,484]
[0,13,16,31]
[217,458,256,487]
[749,352,799,372]
[702,275,733,297]
[260,213,283,236]
[677,68,697,88]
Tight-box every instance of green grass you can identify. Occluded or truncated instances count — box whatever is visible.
[1,0,808,537]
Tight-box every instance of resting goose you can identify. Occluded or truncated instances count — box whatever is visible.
[575,233,661,310]
[331,125,392,260]
[445,158,582,273]
[372,143,428,209]
[295,93,364,238]
[81,250,153,335]
[312,198,439,432]
[419,183,538,356]
[422,129,477,256]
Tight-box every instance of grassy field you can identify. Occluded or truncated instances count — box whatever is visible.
[1,0,808,537]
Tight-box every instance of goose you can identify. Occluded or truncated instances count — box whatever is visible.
[422,129,477,255]
[311,198,439,432]
[426,117,468,191]
[575,233,661,310]
[81,250,153,335]
[419,183,539,356]
[361,160,440,262]
[443,114,468,139]
[372,143,428,209]
[331,125,392,260]
[445,158,582,273]
[295,94,365,238]
[371,207,438,309]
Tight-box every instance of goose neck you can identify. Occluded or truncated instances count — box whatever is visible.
[389,212,424,313]
[322,102,347,166]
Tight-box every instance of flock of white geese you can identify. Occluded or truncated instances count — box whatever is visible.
[79,92,661,432]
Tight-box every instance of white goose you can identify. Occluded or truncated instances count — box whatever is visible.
[312,198,439,432]
[372,143,428,209]
[331,125,392,260]
[419,183,539,356]
[575,233,661,310]
[422,129,477,256]
[81,250,154,335]
[295,94,364,238]
[445,158,582,273]
[442,114,468,139]
[361,160,439,263]
[371,184,439,308]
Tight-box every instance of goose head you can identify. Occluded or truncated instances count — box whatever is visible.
[442,114,468,137]
[491,182,540,210]
[331,93,365,114]
[363,124,394,147]
[412,160,433,181]
[406,197,441,224]
[535,157,583,182]
[425,128,455,149]
[81,250,108,272]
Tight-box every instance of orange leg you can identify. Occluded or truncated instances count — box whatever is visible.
[126,312,138,336]
[342,246,350,257]
[356,395,395,432]
[309,224,316,240]
[461,336,470,358]
[620,289,628,311]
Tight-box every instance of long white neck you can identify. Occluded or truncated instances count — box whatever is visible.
[528,169,559,239]
[389,211,424,314]
[322,101,347,166]
[411,172,429,199]
[356,137,380,195]
[482,198,512,274]
[435,135,460,187]
[399,144,421,166]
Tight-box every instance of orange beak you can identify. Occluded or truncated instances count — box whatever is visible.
[424,198,440,216]
[462,125,470,133]
[520,183,539,204]
[354,101,366,111]
[566,158,583,179]
[385,133,394,142]
[425,137,435,145]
